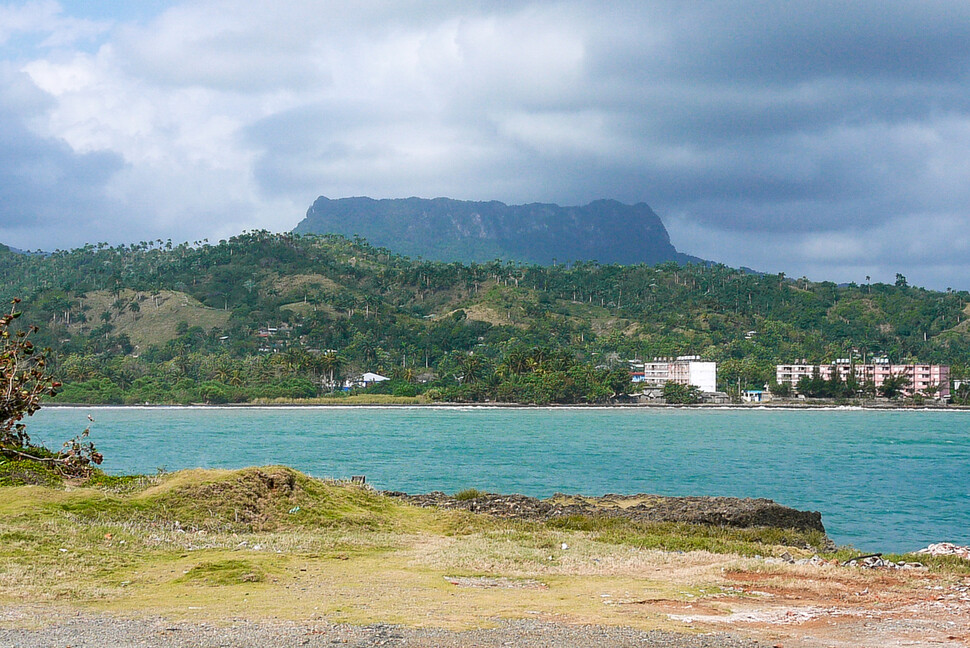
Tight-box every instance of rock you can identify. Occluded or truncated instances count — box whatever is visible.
[916,542,970,559]
[385,490,828,537]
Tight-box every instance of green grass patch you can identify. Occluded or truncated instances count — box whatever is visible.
[0,460,63,488]
[546,514,830,556]
[0,529,40,546]
[82,473,154,493]
[453,488,486,501]
[178,559,265,586]
[882,552,970,573]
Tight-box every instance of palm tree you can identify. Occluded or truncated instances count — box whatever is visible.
[502,347,530,375]
[457,353,487,384]
[878,373,911,399]
[318,351,343,391]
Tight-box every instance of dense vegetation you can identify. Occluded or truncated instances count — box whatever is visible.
[1,230,968,404]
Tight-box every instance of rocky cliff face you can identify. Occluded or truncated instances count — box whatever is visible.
[294,196,698,265]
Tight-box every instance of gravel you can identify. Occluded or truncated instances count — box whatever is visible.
[0,609,767,648]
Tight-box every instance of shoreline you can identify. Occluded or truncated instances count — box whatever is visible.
[2,466,966,647]
[43,400,970,411]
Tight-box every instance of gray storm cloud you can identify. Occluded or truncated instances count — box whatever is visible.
[1,0,970,288]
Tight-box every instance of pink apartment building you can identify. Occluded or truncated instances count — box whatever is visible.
[776,360,950,399]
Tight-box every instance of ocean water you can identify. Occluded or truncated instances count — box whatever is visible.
[26,406,970,553]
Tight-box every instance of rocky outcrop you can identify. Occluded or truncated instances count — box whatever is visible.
[385,490,826,534]
[294,196,701,266]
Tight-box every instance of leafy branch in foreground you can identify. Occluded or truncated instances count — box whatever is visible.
[1,298,102,473]
[1,298,55,446]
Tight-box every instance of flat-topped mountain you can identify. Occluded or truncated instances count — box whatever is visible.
[294,196,698,265]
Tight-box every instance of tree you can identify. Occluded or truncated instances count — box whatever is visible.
[768,380,792,397]
[662,381,702,404]
[317,350,344,391]
[1,299,102,471]
[844,370,861,397]
[456,352,488,384]
[606,369,633,398]
[795,368,826,398]
[823,371,847,398]
[878,373,911,399]
[952,382,970,405]
[1,299,56,447]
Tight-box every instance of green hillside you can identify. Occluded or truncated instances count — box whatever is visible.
[1,231,968,404]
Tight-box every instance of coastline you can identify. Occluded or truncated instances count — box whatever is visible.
[30,405,970,552]
[1,466,966,648]
[43,400,970,410]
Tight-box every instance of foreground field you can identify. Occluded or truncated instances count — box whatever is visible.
[0,466,967,647]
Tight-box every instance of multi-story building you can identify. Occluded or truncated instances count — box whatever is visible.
[631,356,718,393]
[775,359,950,399]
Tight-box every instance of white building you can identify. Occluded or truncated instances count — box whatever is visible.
[344,372,390,389]
[631,356,718,393]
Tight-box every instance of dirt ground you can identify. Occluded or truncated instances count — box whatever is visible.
[3,557,967,647]
[1,472,965,646]
[662,565,970,647]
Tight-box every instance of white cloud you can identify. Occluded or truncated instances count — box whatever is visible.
[0,0,107,48]
[2,1,970,288]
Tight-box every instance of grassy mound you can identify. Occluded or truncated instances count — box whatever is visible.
[177,559,265,585]
[149,466,404,531]
[55,466,408,533]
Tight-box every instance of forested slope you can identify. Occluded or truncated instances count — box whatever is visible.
[1,231,967,403]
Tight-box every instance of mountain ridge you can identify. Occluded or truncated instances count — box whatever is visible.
[294,196,701,266]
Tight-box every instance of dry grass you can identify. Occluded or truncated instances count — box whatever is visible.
[1,466,966,634]
[550,494,668,510]
[72,289,230,348]
[458,304,516,327]
[269,273,342,295]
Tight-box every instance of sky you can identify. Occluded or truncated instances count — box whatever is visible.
[2,1,970,290]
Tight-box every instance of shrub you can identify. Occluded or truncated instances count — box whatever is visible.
[0,459,63,487]
[662,381,702,404]
[454,488,486,501]
[2,299,59,446]
[391,382,419,397]
[54,378,124,404]
[199,380,231,404]
[1,299,102,474]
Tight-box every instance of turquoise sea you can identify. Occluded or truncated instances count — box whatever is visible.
[27,406,970,553]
